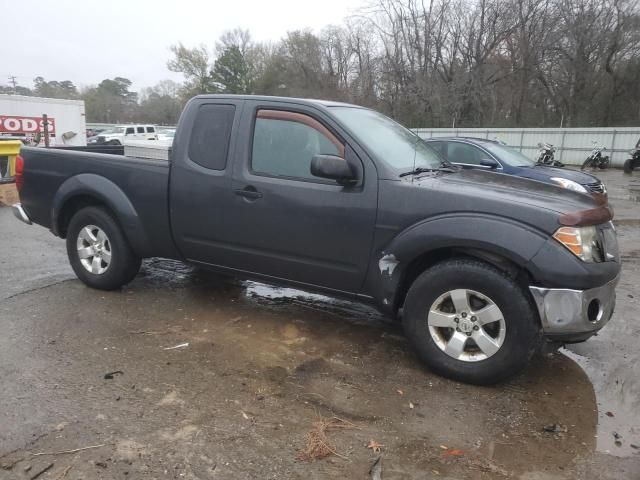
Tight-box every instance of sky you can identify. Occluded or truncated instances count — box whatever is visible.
[1,0,366,92]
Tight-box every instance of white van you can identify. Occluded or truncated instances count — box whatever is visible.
[89,125,158,145]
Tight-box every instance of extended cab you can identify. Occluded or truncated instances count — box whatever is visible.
[13,95,621,384]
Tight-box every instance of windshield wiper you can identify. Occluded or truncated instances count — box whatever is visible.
[399,163,459,177]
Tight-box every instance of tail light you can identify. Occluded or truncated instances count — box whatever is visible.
[15,154,24,191]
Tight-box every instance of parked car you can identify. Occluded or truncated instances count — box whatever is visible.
[88,125,158,145]
[12,95,620,385]
[425,137,606,197]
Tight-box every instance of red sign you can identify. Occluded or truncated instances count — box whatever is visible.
[0,116,56,134]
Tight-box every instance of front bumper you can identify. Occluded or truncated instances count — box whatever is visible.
[12,203,31,225]
[529,274,619,341]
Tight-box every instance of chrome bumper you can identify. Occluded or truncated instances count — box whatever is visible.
[12,203,31,225]
[529,274,619,337]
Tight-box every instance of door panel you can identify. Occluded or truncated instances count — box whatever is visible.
[223,101,378,293]
[170,99,244,265]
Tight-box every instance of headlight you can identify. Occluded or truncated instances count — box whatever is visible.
[550,177,587,193]
[553,226,602,262]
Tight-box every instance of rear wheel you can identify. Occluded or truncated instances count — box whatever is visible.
[66,206,141,290]
[599,157,610,170]
[403,258,541,385]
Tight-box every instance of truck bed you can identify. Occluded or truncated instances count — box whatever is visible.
[19,147,177,258]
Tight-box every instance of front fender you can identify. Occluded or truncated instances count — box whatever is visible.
[52,173,150,255]
[367,214,550,314]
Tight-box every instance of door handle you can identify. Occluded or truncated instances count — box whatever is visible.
[234,186,263,200]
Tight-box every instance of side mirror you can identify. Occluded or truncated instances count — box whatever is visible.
[480,158,499,169]
[311,154,356,184]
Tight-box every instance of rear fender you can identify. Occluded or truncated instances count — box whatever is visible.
[52,173,149,255]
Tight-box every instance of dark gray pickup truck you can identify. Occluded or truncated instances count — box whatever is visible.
[13,95,620,384]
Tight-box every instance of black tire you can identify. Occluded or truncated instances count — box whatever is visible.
[599,157,610,170]
[66,206,141,290]
[624,158,636,174]
[581,158,592,170]
[402,258,541,385]
[108,139,121,145]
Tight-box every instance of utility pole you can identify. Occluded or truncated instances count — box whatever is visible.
[7,75,17,94]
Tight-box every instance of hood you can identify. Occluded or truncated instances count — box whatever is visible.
[416,169,599,215]
[519,165,600,185]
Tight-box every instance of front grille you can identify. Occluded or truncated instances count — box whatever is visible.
[585,181,606,194]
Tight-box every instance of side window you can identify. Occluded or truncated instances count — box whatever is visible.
[146,127,155,133]
[188,104,236,170]
[251,110,344,180]
[137,127,145,134]
[447,142,483,165]
[125,127,135,135]
[429,141,447,160]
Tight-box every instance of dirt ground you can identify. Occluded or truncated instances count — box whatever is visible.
[0,169,639,479]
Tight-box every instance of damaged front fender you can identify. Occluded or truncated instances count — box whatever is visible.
[366,214,549,315]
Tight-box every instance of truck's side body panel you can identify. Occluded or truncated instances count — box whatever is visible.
[169,97,245,266]
[19,147,177,258]
[223,99,378,293]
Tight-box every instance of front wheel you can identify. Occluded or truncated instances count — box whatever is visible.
[66,206,141,290]
[403,258,541,385]
[581,158,593,170]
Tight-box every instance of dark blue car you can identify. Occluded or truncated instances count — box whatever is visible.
[425,137,606,197]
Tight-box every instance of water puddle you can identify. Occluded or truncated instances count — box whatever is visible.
[562,348,640,457]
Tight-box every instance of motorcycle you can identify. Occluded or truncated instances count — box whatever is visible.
[623,139,640,174]
[536,142,564,167]
[581,143,610,170]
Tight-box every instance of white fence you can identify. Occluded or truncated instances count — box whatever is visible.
[414,127,640,167]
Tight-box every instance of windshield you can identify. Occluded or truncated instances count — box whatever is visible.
[330,107,444,171]
[484,143,536,167]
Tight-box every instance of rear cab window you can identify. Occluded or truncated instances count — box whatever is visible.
[251,109,344,181]
[125,127,135,135]
[146,127,155,133]
[188,104,236,170]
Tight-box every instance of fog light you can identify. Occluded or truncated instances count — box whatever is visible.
[587,299,601,322]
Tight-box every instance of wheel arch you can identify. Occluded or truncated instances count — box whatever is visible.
[372,214,548,316]
[53,174,149,256]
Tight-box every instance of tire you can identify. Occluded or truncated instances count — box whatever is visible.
[66,206,141,290]
[581,158,593,170]
[402,258,541,385]
[599,157,610,170]
[108,140,121,145]
[624,158,637,174]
